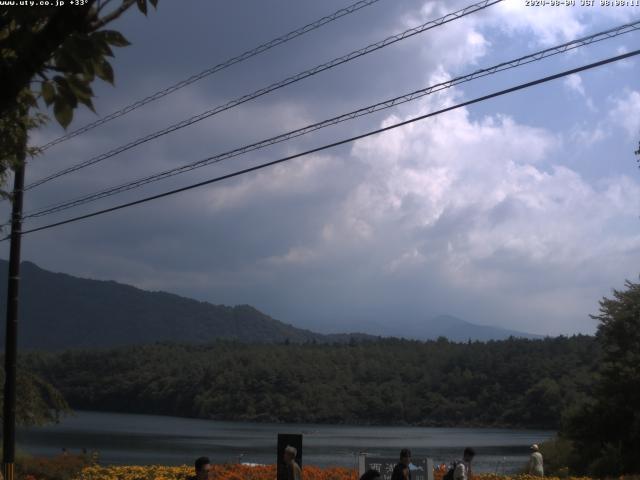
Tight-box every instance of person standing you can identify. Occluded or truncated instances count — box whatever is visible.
[391,449,412,480]
[189,456,211,480]
[528,444,544,477]
[283,445,302,480]
[453,447,475,480]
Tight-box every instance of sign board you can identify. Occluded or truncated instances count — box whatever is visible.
[359,455,433,480]
[276,433,303,480]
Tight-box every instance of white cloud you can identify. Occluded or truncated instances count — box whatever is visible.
[263,247,318,266]
[564,89,640,147]
[563,73,596,111]
[58,77,635,334]
[568,123,607,146]
[609,89,640,138]
[615,45,636,69]
[202,153,340,211]
[302,88,640,333]
[402,1,491,75]
[494,1,585,46]
[489,0,634,46]
[564,74,586,96]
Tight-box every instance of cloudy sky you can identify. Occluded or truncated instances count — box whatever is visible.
[3,0,640,336]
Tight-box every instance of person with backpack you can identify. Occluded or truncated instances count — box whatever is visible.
[444,447,475,480]
[391,448,412,480]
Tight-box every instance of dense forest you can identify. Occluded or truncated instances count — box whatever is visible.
[24,335,598,429]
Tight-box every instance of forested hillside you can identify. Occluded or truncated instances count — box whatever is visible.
[0,261,372,349]
[26,335,598,429]
[0,261,539,349]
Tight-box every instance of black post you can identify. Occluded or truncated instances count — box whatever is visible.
[2,157,25,480]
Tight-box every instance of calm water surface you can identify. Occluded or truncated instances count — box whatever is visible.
[17,411,554,473]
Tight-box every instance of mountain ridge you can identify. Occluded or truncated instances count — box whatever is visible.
[0,259,539,350]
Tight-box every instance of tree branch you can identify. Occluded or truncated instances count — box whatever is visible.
[90,0,137,31]
[97,0,118,14]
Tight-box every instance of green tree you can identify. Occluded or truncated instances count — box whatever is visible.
[564,279,640,476]
[0,0,158,192]
[0,368,68,426]
[24,335,601,429]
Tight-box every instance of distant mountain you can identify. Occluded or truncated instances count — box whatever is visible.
[320,314,541,342]
[412,314,542,341]
[0,260,539,350]
[0,260,372,350]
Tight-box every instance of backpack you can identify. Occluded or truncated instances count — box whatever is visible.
[443,461,461,480]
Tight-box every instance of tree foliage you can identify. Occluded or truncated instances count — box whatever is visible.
[0,91,46,196]
[1,0,158,121]
[25,335,599,430]
[563,280,640,476]
[0,0,158,194]
[0,364,69,427]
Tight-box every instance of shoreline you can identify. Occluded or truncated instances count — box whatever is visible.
[51,409,559,432]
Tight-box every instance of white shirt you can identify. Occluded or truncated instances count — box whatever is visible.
[453,462,469,480]
[529,452,544,476]
[291,461,302,480]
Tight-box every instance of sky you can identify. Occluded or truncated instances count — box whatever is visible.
[3,0,640,336]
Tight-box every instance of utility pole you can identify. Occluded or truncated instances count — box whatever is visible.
[2,144,26,480]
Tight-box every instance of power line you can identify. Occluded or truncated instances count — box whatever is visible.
[12,48,640,239]
[34,0,383,152]
[20,19,640,220]
[24,0,503,191]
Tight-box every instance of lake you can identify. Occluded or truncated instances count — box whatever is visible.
[17,411,554,473]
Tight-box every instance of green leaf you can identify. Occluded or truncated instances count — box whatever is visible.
[66,35,92,56]
[53,75,70,90]
[0,26,10,42]
[23,91,38,108]
[53,76,78,109]
[96,30,130,48]
[97,40,115,58]
[77,96,96,114]
[66,76,93,101]
[82,61,96,82]
[149,0,158,7]
[41,81,55,106]
[94,59,114,85]
[53,98,73,129]
[71,34,114,66]
[136,0,148,15]
[54,49,83,74]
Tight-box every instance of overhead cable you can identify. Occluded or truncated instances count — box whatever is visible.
[34,0,384,152]
[12,48,640,239]
[21,19,640,219]
[25,0,503,191]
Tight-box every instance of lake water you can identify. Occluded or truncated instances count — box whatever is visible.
[17,411,554,473]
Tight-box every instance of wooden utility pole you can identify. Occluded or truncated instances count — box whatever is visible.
[2,149,26,480]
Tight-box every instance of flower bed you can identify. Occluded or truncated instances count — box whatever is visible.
[77,464,357,480]
[16,461,640,480]
[75,465,635,480]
